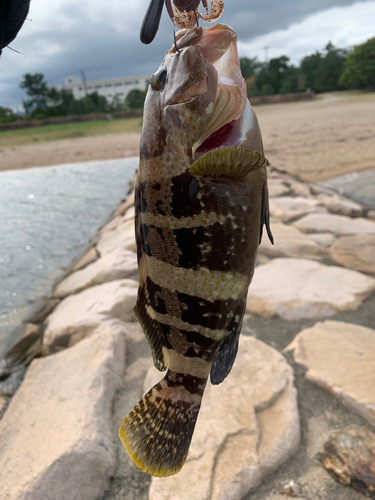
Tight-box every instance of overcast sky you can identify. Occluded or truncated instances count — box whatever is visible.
[1,0,374,109]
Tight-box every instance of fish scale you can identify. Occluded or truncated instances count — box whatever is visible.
[119,24,272,477]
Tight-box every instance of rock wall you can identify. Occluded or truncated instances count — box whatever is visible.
[0,166,374,500]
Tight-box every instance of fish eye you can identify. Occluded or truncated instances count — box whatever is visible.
[151,68,167,91]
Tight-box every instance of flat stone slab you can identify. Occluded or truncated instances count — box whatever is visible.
[268,179,290,198]
[258,222,325,260]
[307,232,337,248]
[329,234,375,276]
[293,213,375,236]
[317,193,364,217]
[0,326,125,500]
[53,247,138,298]
[289,181,311,198]
[44,279,138,352]
[246,258,375,320]
[114,189,135,216]
[147,335,300,500]
[269,196,327,223]
[72,246,99,271]
[97,219,136,255]
[286,320,375,427]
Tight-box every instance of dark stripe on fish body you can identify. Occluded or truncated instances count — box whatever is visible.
[139,215,259,273]
[171,172,203,218]
[137,183,148,213]
[173,220,258,274]
[159,323,219,354]
[165,370,207,396]
[145,276,244,331]
[177,291,244,330]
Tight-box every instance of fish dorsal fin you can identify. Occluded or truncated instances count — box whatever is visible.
[134,185,168,372]
[190,147,269,179]
[134,283,168,372]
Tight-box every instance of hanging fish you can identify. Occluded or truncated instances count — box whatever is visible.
[119,23,273,477]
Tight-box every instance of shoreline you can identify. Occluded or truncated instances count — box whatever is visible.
[1,92,374,182]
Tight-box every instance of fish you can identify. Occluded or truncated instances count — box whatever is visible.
[118,23,273,477]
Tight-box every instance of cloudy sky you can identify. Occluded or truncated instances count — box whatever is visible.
[1,0,374,109]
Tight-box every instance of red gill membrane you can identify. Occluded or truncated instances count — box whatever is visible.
[196,120,234,153]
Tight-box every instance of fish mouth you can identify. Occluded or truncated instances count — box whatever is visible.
[192,25,249,157]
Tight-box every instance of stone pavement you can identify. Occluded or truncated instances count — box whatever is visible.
[0,166,374,500]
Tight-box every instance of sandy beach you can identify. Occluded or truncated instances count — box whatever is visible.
[1,92,374,182]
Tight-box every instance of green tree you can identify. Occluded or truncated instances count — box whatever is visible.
[110,94,123,112]
[240,57,262,79]
[256,56,291,94]
[314,42,347,92]
[20,73,49,115]
[261,83,275,96]
[0,106,17,122]
[339,37,375,89]
[67,99,85,115]
[124,89,147,110]
[300,52,322,89]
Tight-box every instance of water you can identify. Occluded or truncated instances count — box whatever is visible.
[0,158,138,357]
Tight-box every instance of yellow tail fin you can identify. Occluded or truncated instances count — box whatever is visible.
[119,377,203,477]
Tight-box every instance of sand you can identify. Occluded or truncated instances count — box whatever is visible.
[1,93,374,182]
[0,133,141,172]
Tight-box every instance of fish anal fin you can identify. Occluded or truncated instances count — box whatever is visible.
[134,283,167,371]
[260,182,274,245]
[210,328,240,385]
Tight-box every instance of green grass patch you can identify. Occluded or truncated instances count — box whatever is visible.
[0,117,143,148]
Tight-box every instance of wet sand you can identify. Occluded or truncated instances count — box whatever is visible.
[1,92,374,182]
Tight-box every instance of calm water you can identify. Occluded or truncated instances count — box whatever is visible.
[0,157,138,357]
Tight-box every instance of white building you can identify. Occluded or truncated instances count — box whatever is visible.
[55,74,150,102]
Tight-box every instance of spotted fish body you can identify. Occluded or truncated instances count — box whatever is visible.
[119,24,272,477]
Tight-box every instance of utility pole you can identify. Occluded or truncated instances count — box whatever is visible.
[264,45,269,62]
[264,46,269,74]
[80,69,87,96]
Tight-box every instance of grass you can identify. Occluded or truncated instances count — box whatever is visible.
[0,117,143,148]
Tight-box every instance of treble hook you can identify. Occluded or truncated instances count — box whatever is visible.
[193,9,199,27]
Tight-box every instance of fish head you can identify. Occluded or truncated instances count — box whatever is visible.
[141,24,264,168]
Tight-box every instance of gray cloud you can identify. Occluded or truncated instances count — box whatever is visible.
[0,0,371,108]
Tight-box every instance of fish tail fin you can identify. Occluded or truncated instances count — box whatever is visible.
[119,371,206,477]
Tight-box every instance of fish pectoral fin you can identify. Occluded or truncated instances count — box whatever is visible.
[190,147,269,179]
[210,328,241,385]
[260,182,274,245]
[134,284,168,371]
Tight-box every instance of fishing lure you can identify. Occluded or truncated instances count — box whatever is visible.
[140,0,224,43]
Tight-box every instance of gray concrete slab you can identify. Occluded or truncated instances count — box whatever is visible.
[321,168,375,210]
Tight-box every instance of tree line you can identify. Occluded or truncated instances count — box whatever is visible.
[1,36,374,123]
[240,36,375,97]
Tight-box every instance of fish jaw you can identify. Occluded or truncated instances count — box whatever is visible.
[192,25,256,155]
